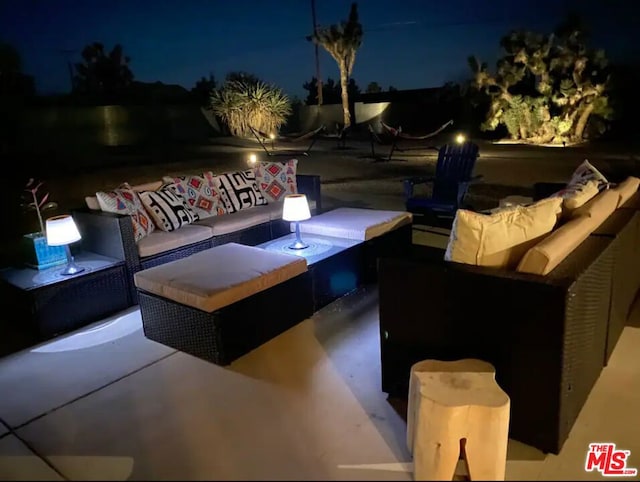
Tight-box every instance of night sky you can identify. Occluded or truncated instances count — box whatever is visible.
[1,0,638,99]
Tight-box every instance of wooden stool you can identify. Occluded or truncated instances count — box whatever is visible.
[407,359,510,481]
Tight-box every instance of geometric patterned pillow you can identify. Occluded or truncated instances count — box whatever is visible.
[95,187,156,242]
[254,158,298,202]
[567,160,609,189]
[213,169,267,213]
[162,174,226,220]
[138,187,199,232]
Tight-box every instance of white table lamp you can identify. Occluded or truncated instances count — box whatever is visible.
[282,194,311,250]
[46,215,85,275]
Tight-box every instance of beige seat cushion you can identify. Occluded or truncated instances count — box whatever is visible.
[134,243,308,312]
[137,224,214,258]
[445,197,562,269]
[296,208,412,241]
[611,176,640,208]
[193,205,272,235]
[517,215,599,275]
[569,189,619,224]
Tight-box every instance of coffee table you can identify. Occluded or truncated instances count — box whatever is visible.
[257,233,362,311]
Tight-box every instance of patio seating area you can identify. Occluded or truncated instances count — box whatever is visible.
[0,247,638,480]
[1,147,639,480]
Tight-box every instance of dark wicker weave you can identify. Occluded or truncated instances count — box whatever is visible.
[364,223,413,283]
[73,210,139,304]
[378,236,615,455]
[74,174,322,307]
[591,210,640,363]
[3,262,129,339]
[138,272,313,365]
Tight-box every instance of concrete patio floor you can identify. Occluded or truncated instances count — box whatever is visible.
[0,278,639,481]
[2,145,639,480]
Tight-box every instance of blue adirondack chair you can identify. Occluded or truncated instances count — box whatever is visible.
[404,141,482,228]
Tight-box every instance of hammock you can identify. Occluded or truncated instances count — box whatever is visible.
[380,119,454,140]
[368,120,453,161]
[249,125,325,157]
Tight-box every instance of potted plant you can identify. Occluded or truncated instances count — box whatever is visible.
[20,178,67,269]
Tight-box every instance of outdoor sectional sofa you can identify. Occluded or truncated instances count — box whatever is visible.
[378,173,640,455]
[73,162,322,305]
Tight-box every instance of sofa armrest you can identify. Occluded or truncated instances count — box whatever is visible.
[297,174,322,213]
[378,237,613,454]
[73,208,142,304]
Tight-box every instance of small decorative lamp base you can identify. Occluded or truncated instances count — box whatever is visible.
[287,239,309,250]
[60,245,85,276]
[288,221,308,250]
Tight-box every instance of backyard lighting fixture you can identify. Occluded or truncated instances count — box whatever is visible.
[269,133,275,140]
[45,214,85,275]
[282,194,311,250]
[248,153,257,164]
[455,133,467,145]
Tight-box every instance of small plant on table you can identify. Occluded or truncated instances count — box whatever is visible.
[20,178,66,269]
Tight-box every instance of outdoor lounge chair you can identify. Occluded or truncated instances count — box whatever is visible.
[369,119,454,161]
[249,125,325,157]
[403,141,482,228]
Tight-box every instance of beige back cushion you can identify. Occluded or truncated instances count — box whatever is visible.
[129,180,163,192]
[611,176,640,207]
[444,196,562,269]
[517,214,600,275]
[569,189,619,224]
[85,180,163,210]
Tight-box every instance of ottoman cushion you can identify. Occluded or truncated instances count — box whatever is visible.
[295,207,412,241]
[134,243,307,312]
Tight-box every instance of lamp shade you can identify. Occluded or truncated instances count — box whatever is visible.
[46,215,82,246]
[282,194,311,222]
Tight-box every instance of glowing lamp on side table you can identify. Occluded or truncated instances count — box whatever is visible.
[46,215,85,275]
[282,194,311,250]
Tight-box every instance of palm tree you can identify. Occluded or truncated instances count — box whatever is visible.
[309,2,363,127]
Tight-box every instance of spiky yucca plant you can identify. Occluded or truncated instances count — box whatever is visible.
[210,80,291,137]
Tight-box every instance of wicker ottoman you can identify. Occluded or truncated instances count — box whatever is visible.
[294,207,413,282]
[134,243,313,365]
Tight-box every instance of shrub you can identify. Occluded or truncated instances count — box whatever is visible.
[210,80,291,137]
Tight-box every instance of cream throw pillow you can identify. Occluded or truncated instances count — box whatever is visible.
[445,196,562,269]
[557,179,601,210]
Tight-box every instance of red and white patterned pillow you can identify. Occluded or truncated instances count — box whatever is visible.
[254,158,298,203]
[95,185,156,242]
[162,174,226,219]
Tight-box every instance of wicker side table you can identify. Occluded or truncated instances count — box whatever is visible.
[0,251,130,350]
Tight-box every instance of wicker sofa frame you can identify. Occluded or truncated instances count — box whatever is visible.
[378,189,640,455]
[378,237,615,455]
[73,174,322,305]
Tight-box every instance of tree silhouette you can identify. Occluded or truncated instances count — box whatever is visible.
[366,81,381,93]
[308,2,363,127]
[225,71,262,86]
[302,76,361,106]
[191,74,217,106]
[73,42,134,103]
